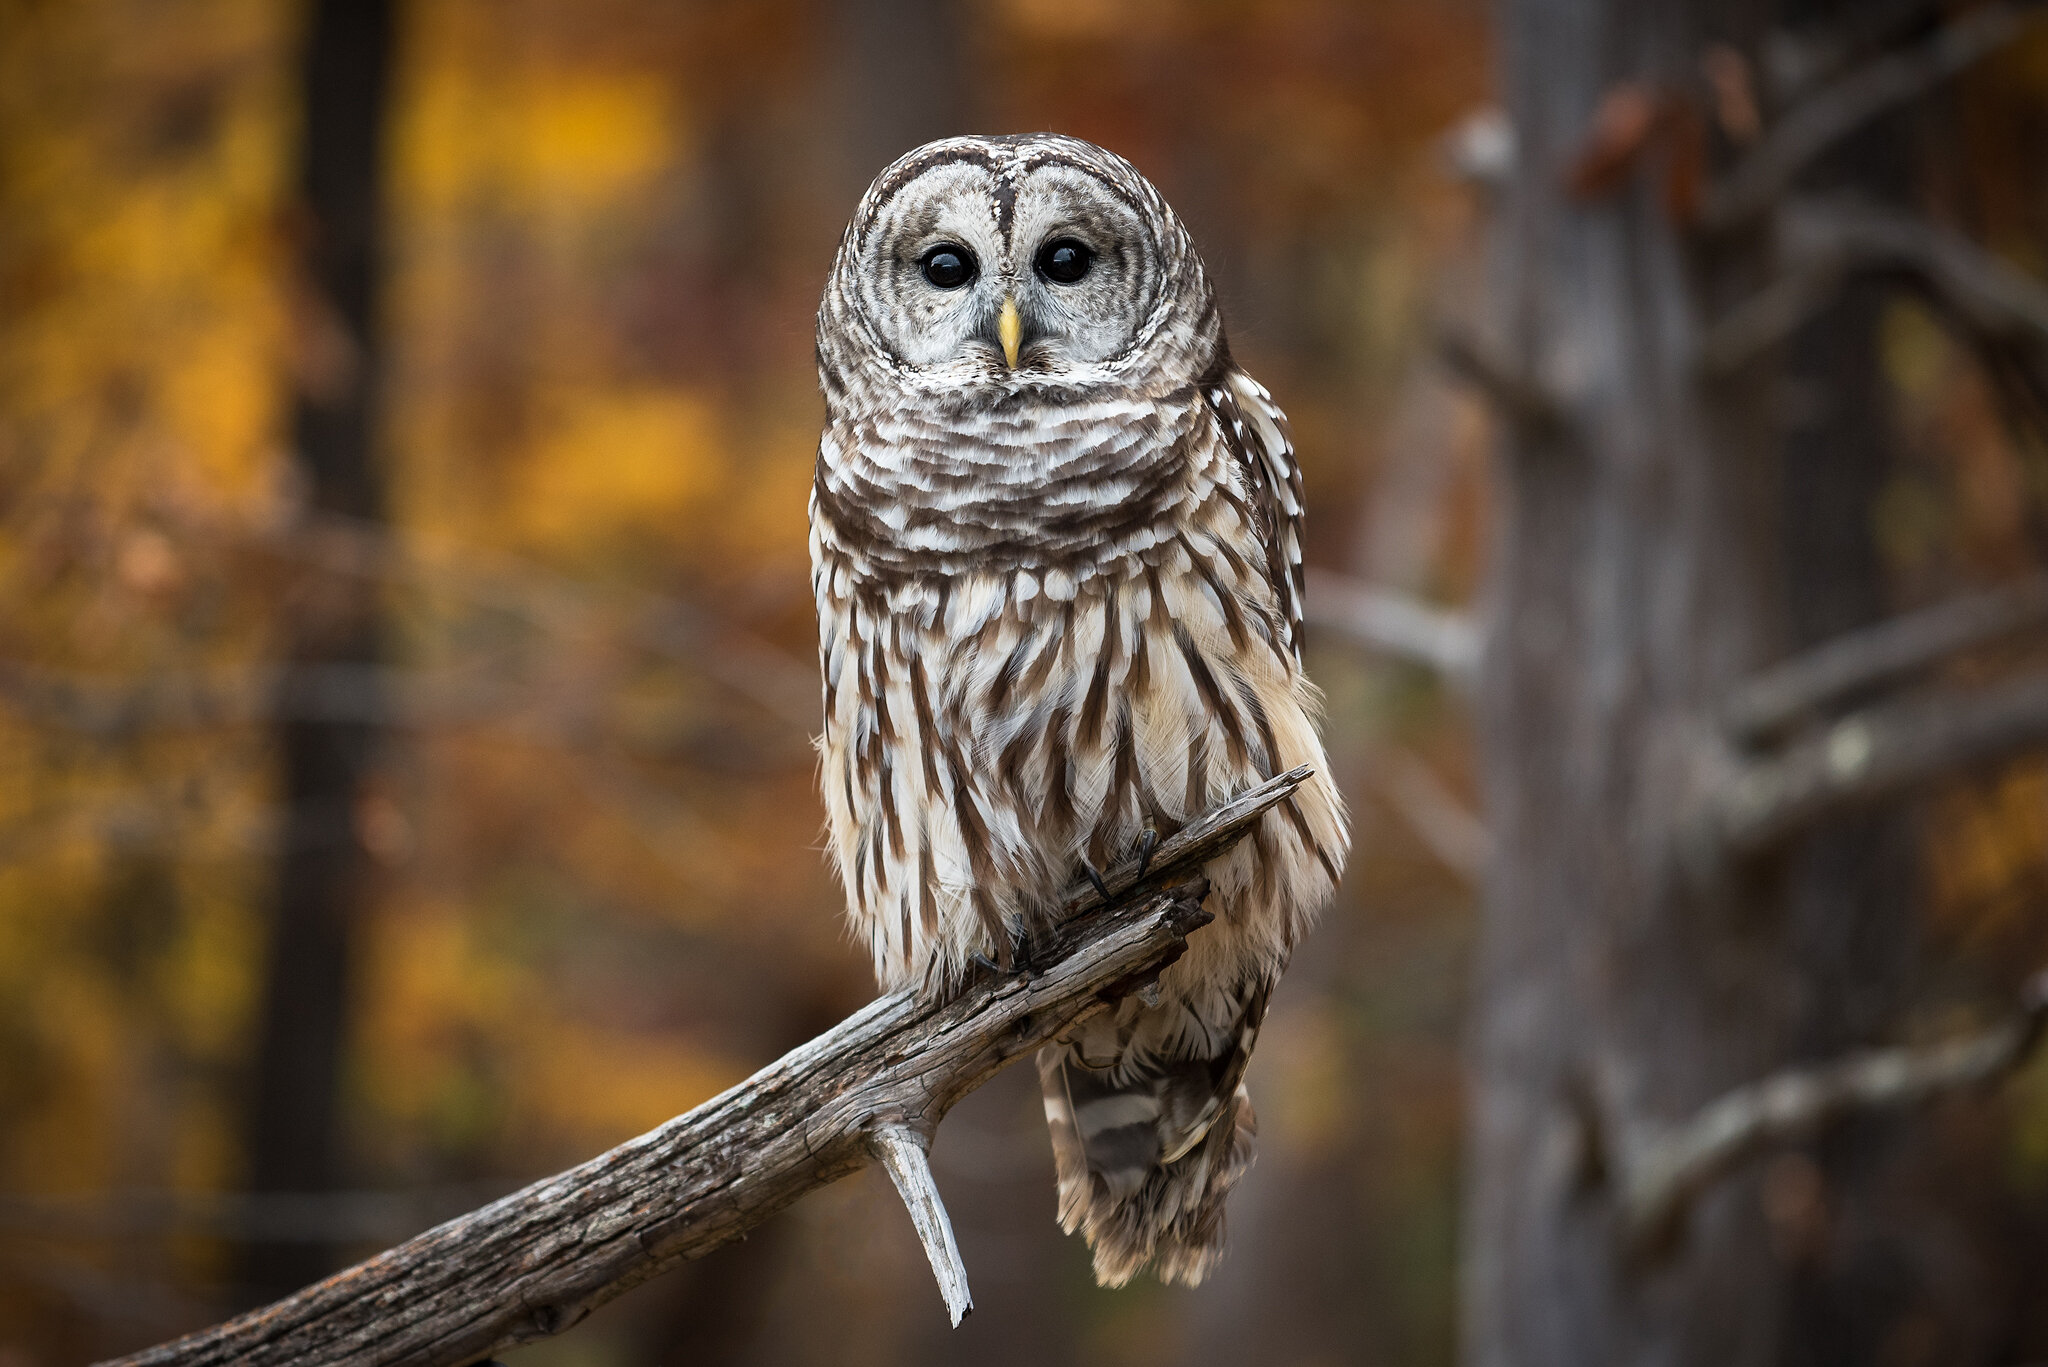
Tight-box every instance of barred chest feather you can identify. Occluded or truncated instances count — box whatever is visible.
[810,381,1346,1006]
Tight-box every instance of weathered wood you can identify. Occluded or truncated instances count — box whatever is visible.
[872,1125,972,1325]
[99,768,1309,1367]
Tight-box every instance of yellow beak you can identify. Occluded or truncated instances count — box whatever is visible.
[998,295,1022,369]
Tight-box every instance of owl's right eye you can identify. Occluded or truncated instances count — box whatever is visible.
[919,244,976,290]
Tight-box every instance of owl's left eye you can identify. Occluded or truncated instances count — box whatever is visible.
[1035,238,1093,284]
[920,244,976,289]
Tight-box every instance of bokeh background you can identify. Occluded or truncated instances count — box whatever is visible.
[5,1,2048,1364]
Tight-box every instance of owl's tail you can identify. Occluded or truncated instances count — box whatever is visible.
[1036,981,1269,1287]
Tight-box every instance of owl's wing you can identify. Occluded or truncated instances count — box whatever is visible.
[1204,365,1307,663]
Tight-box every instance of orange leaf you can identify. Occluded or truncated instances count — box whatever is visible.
[1567,82,1661,199]
[1701,43,1761,145]
[1662,99,1706,225]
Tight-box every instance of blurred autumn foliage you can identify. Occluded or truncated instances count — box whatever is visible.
[7,0,2048,1364]
[0,1,1490,1362]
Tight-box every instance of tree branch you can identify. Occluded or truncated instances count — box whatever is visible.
[0,1186,500,1246]
[0,659,812,766]
[872,1127,972,1326]
[1619,968,2048,1255]
[1763,0,1947,100]
[1303,569,1480,680]
[1703,669,2048,862]
[1702,1,2047,234]
[98,768,1312,1367]
[1700,197,2048,374]
[1721,572,2048,744]
[1373,745,1490,881]
[244,511,822,732]
[1695,243,1847,377]
[0,661,474,736]
[1436,329,1567,434]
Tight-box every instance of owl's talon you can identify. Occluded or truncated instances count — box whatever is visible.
[1011,926,1040,976]
[1080,860,1112,903]
[1135,824,1159,880]
[973,930,1038,979]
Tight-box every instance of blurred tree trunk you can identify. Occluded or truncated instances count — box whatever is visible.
[1767,11,1925,1356]
[240,0,396,1304]
[1467,1,2033,1363]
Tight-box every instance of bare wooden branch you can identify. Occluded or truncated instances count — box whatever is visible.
[1620,968,2048,1254]
[1436,329,1566,433]
[873,1126,972,1326]
[1722,572,2048,744]
[0,1186,498,1246]
[1303,569,1480,680]
[0,661,452,735]
[1696,263,1840,376]
[1700,197,2048,374]
[1702,1,2047,234]
[1703,669,2048,861]
[1827,200,2048,341]
[97,768,1311,1367]
[246,511,822,731]
[0,658,811,764]
[1763,0,1946,99]
[1374,746,1490,881]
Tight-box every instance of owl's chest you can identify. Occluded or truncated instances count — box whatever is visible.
[814,533,1301,961]
[933,544,1280,802]
[916,557,1158,740]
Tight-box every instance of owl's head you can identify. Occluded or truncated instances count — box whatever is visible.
[820,134,1220,402]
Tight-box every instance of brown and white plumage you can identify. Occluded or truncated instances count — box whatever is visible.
[810,133,1348,1288]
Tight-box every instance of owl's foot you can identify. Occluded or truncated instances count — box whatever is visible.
[972,923,1044,978]
[1013,924,1042,975]
[1135,822,1159,880]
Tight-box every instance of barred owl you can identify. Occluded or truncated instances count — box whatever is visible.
[811,133,1348,1288]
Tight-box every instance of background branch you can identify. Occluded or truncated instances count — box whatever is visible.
[1701,197,2048,375]
[0,658,813,768]
[1435,329,1566,433]
[1704,669,2048,861]
[99,769,1310,1367]
[1304,569,1480,680]
[1763,0,1948,98]
[0,1186,501,1246]
[1619,969,2048,1254]
[235,511,821,731]
[1702,1,2046,234]
[1372,745,1490,880]
[1721,572,2048,744]
[0,661,491,736]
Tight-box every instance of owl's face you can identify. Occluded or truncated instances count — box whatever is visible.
[822,135,1216,398]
